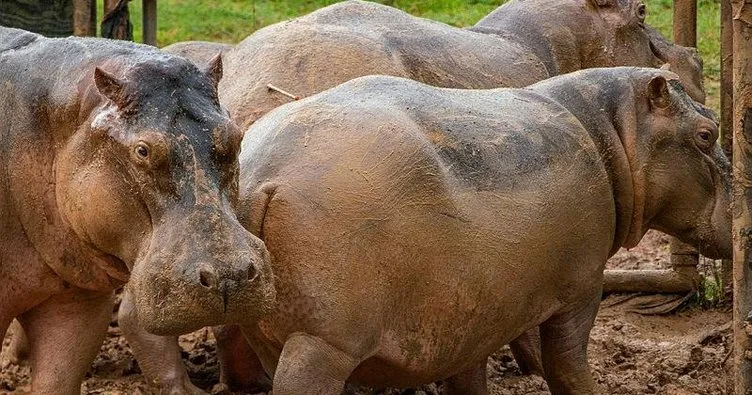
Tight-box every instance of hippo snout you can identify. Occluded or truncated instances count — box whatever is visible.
[127,216,276,336]
[196,260,257,289]
[195,256,267,312]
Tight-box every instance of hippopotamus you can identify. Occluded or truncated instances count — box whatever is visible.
[0,27,275,394]
[224,67,730,394]
[116,0,709,391]
[161,41,233,68]
[218,0,705,130]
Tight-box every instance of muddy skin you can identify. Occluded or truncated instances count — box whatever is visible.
[231,68,731,395]
[119,0,708,391]
[218,0,704,130]
[0,26,274,394]
[162,41,233,69]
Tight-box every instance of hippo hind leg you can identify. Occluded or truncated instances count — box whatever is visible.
[442,358,488,395]
[539,292,600,395]
[273,333,361,395]
[18,289,113,395]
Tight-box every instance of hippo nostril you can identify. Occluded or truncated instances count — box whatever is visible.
[198,268,218,289]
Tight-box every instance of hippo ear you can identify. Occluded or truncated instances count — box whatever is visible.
[203,53,223,89]
[94,67,126,107]
[648,75,670,109]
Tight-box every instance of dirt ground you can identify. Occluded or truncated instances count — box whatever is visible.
[0,231,732,394]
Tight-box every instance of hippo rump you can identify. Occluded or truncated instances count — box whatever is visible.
[161,40,233,69]
[219,0,705,129]
[229,67,731,395]
[0,27,275,394]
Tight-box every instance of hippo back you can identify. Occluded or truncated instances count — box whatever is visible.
[219,0,546,129]
[162,41,233,69]
[220,0,704,129]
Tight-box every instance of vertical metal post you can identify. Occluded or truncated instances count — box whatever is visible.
[732,0,752,392]
[722,0,735,299]
[671,0,700,287]
[72,0,96,36]
[143,0,157,46]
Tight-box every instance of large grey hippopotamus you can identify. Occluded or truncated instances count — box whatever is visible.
[218,0,705,130]
[230,67,730,395]
[0,27,275,394]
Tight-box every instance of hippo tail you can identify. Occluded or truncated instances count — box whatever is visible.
[0,26,39,54]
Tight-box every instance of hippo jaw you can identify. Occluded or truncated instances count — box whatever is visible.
[654,145,732,260]
[128,207,277,336]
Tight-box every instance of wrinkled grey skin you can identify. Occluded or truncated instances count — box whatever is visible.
[0,26,274,394]
[219,0,705,129]
[162,41,233,69]
[232,68,730,394]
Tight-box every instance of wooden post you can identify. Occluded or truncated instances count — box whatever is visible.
[673,0,698,46]
[732,0,752,391]
[670,0,701,294]
[101,0,133,41]
[143,0,157,46]
[72,0,96,37]
[722,0,735,300]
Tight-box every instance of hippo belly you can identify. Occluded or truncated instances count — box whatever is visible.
[238,93,615,387]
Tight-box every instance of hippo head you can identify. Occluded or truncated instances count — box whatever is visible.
[583,0,705,102]
[55,54,276,335]
[473,0,705,102]
[589,0,706,102]
[626,70,731,259]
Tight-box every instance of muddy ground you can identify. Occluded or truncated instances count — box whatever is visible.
[1,231,732,394]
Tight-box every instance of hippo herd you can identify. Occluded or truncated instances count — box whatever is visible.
[0,0,731,394]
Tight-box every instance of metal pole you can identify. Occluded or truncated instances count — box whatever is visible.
[143,0,157,46]
[732,0,752,391]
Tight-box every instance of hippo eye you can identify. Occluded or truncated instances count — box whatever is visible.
[636,3,647,21]
[695,129,714,151]
[135,143,150,159]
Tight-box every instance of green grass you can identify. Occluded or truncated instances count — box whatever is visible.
[121,0,721,111]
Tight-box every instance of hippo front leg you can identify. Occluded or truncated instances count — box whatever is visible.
[118,288,207,395]
[509,327,544,376]
[213,325,271,392]
[442,358,488,395]
[273,333,361,395]
[17,288,113,395]
[539,293,600,395]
